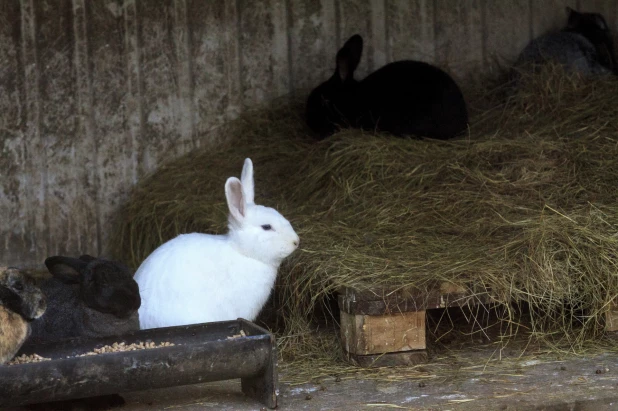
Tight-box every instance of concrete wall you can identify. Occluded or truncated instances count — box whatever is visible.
[1,0,616,267]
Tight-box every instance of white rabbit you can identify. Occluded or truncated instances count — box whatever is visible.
[134,158,300,329]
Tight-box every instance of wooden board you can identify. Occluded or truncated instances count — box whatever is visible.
[345,350,428,368]
[338,282,496,316]
[606,301,618,332]
[340,310,425,356]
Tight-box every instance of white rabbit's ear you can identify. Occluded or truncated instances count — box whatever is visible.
[240,158,255,205]
[225,177,246,224]
[336,34,363,82]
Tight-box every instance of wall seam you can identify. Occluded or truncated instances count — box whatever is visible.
[285,0,294,94]
[235,0,244,111]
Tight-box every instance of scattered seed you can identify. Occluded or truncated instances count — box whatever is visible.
[78,341,175,356]
[227,330,247,340]
[7,353,51,365]
[6,341,175,365]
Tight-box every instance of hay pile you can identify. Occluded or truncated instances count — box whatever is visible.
[112,66,618,369]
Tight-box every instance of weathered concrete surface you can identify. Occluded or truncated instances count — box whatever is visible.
[114,351,618,410]
[1,0,618,267]
[4,349,618,410]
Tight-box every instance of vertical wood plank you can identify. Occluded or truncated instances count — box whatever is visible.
[272,0,291,95]
[188,1,242,144]
[0,1,27,265]
[173,0,194,149]
[288,0,329,92]
[484,1,532,69]
[531,1,577,39]
[337,0,372,78]
[434,0,483,80]
[238,0,291,107]
[137,0,189,175]
[606,301,618,332]
[72,0,100,254]
[20,0,47,265]
[19,0,42,263]
[89,0,135,255]
[370,0,387,68]
[386,0,435,63]
[123,0,142,186]
[36,0,98,257]
[321,0,338,74]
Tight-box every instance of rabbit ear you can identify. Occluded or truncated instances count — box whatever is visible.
[336,34,363,82]
[225,177,246,225]
[240,158,255,205]
[566,7,582,28]
[44,256,85,284]
[592,14,609,31]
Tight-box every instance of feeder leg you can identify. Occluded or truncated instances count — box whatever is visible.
[241,343,278,409]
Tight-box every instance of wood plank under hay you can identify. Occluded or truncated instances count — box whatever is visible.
[605,302,618,332]
[340,311,427,367]
[338,283,499,366]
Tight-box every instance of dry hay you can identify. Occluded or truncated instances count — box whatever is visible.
[111,65,618,380]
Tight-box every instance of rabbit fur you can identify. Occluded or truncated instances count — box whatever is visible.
[27,255,141,344]
[515,7,617,76]
[135,158,300,330]
[0,267,46,364]
[306,34,469,140]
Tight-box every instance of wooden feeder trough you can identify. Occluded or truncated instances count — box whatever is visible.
[0,319,278,409]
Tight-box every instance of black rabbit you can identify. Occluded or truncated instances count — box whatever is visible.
[515,7,617,76]
[306,34,469,140]
[27,255,141,344]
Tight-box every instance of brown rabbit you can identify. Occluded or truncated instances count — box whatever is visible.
[0,267,46,364]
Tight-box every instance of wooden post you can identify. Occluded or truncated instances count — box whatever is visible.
[606,301,618,332]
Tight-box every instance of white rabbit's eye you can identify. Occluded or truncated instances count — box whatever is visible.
[261,224,272,231]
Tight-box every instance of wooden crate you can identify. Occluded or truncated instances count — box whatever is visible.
[338,282,495,367]
[340,310,427,367]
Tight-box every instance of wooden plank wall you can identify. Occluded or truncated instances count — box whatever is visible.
[0,0,616,267]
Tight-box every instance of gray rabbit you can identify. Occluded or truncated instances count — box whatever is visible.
[0,267,46,364]
[27,255,141,344]
[515,7,616,76]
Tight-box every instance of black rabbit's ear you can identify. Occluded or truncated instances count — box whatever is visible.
[566,7,582,28]
[336,34,363,82]
[44,256,85,284]
[592,14,609,31]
